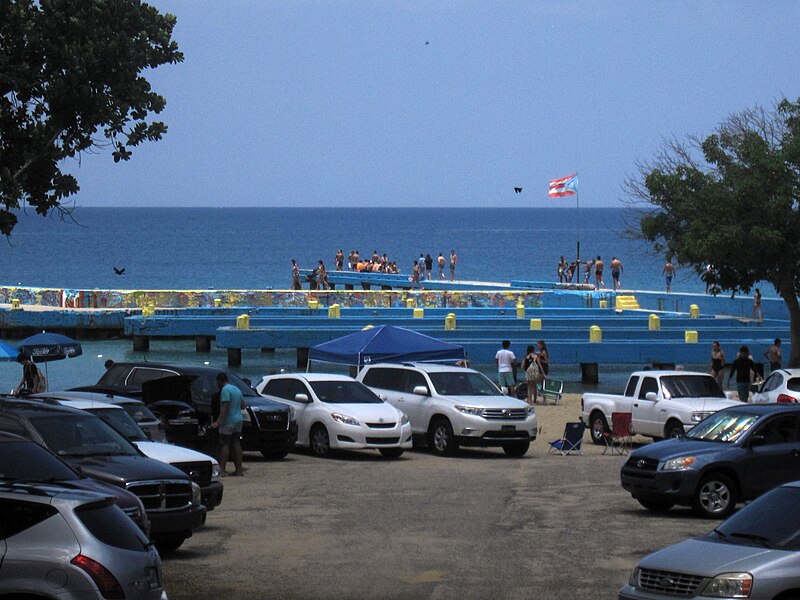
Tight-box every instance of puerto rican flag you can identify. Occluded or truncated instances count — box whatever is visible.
[548,173,578,198]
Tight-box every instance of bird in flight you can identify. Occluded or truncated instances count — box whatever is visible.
[514,187,522,194]
[113,267,126,275]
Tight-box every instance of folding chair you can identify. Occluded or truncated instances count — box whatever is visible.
[538,378,564,405]
[548,421,586,455]
[603,412,633,455]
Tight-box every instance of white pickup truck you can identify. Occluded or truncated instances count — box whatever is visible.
[581,370,741,444]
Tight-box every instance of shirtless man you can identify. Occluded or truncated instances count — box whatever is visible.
[450,250,457,281]
[583,258,594,284]
[594,256,605,289]
[557,256,568,283]
[610,257,623,291]
[662,260,676,293]
[764,338,782,373]
[437,253,446,279]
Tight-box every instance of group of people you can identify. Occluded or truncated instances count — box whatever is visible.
[495,340,550,405]
[557,256,624,291]
[411,250,458,290]
[709,338,782,402]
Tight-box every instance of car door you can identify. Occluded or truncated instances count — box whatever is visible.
[631,376,661,435]
[399,370,430,430]
[753,372,783,404]
[262,378,313,445]
[740,414,800,497]
[360,367,406,408]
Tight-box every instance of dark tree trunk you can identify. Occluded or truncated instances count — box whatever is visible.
[779,286,800,368]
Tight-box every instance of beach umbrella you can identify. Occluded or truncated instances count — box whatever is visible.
[18,332,83,363]
[0,341,19,362]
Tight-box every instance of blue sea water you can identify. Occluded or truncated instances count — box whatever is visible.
[0,206,704,292]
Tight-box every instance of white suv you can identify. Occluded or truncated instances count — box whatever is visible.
[357,363,537,457]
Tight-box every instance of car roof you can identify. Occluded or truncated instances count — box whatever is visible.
[774,369,800,377]
[34,390,143,405]
[364,362,480,374]
[632,370,712,377]
[0,396,97,418]
[265,373,356,383]
[0,482,110,504]
[108,362,229,375]
[47,398,123,412]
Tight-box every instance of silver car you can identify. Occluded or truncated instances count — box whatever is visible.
[620,480,800,599]
[0,482,167,600]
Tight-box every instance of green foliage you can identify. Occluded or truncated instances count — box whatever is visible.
[0,0,183,235]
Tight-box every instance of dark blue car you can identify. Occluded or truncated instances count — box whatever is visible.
[621,404,800,518]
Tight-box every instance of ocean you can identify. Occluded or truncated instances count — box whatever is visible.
[0,207,726,393]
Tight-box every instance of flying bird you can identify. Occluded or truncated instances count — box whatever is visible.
[514,187,522,194]
[113,267,126,275]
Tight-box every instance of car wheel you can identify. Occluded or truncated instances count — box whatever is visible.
[502,440,530,457]
[260,449,290,460]
[665,420,685,439]
[379,448,404,459]
[692,474,737,518]
[155,536,186,553]
[637,498,675,513]
[589,411,609,445]
[428,418,458,456]
[309,424,332,457]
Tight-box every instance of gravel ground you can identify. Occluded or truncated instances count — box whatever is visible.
[160,393,717,600]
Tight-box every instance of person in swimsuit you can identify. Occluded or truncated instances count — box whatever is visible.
[583,258,594,285]
[557,256,568,283]
[291,259,301,290]
[662,259,676,293]
[450,250,457,281]
[709,340,726,388]
[437,253,446,279]
[536,340,550,376]
[753,288,762,323]
[594,256,605,289]
[764,338,782,373]
[411,261,424,290]
[610,257,623,291]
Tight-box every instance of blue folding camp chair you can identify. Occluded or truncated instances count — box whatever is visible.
[548,421,586,455]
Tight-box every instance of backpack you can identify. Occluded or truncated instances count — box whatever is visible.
[525,359,543,384]
[32,367,47,393]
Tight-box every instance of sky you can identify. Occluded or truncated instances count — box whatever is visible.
[68,1,800,208]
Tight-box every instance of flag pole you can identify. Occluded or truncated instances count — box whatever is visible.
[576,171,581,268]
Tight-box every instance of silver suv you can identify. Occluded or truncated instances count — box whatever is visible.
[357,363,538,457]
[0,482,167,600]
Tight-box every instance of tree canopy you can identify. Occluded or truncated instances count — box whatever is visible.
[0,0,183,235]
[626,98,800,367]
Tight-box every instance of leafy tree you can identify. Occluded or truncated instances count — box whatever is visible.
[0,0,183,235]
[625,99,800,367]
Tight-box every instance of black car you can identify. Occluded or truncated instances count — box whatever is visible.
[0,397,206,551]
[88,362,298,458]
[621,404,800,518]
[0,430,150,535]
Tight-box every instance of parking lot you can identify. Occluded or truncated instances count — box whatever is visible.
[160,395,717,600]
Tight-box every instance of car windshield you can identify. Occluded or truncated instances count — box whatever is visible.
[309,381,382,404]
[90,407,149,442]
[120,403,158,423]
[661,375,726,399]
[0,441,78,481]
[428,371,502,396]
[685,411,759,443]
[713,487,800,550]
[29,414,140,457]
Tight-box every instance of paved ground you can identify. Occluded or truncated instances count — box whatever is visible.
[160,395,717,600]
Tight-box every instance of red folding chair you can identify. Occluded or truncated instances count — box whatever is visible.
[603,412,633,455]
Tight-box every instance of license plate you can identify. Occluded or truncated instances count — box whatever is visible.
[145,566,160,590]
[501,425,516,431]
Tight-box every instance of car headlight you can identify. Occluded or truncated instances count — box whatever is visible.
[662,456,697,471]
[701,573,752,598]
[401,413,410,425]
[525,405,536,415]
[190,482,201,506]
[211,464,221,479]
[331,413,360,426]
[455,405,484,416]
[629,566,640,587]
[691,411,711,422]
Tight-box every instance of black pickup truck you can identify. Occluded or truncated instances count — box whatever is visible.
[0,397,206,551]
[86,362,298,459]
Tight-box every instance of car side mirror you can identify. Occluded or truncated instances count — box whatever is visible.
[412,385,430,396]
[242,377,252,387]
[645,392,658,401]
[294,393,309,403]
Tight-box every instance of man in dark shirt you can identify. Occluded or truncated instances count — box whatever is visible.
[728,345,756,402]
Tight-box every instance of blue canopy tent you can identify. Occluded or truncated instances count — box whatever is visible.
[308,325,465,367]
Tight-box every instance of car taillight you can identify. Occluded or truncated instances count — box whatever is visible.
[777,394,798,404]
[71,554,125,599]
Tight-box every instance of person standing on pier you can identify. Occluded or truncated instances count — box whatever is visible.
[418,254,426,280]
[424,254,433,280]
[583,257,594,285]
[438,253,446,279]
[316,261,330,290]
[450,249,457,281]
[662,259,676,293]
[495,340,517,396]
[335,250,344,271]
[610,257,623,291]
[753,288,762,323]
[594,256,605,289]
[411,261,424,290]
[557,256,568,283]
[291,259,302,290]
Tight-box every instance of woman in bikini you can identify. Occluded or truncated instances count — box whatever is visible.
[709,340,726,388]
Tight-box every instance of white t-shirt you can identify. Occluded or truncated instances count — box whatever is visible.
[495,349,516,373]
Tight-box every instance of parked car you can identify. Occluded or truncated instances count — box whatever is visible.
[0,430,150,535]
[620,480,800,599]
[0,396,206,550]
[751,368,800,404]
[357,362,538,457]
[0,482,166,600]
[30,392,224,510]
[621,404,800,518]
[256,373,412,458]
[582,370,740,443]
[86,362,298,458]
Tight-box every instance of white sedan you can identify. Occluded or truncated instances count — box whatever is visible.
[751,368,800,404]
[256,373,412,458]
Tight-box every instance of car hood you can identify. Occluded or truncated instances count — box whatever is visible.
[679,397,742,412]
[133,441,218,466]
[330,402,404,421]
[639,538,796,576]
[630,438,735,461]
[65,453,190,485]
[441,394,529,409]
